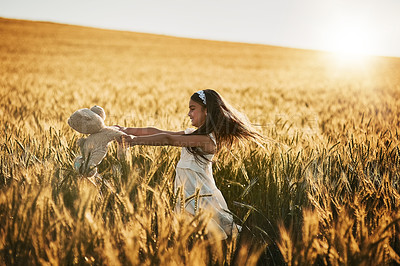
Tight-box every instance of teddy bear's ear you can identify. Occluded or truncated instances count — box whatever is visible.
[90,105,106,120]
[68,108,105,134]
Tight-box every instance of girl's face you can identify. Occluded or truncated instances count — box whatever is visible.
[188,99,207,127]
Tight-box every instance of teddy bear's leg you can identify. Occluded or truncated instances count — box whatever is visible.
[74,156,84,173]
[82,147,107,177]
[116,143,127,160]
[88,149,107,166]
[74,155,96,176]
[86,167,97,177]
[80,154,96,177]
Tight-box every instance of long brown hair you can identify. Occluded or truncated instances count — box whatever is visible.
[187,89,263,162]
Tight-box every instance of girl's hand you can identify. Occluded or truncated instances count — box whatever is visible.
[118,134,136,146]
[113,125,127,133]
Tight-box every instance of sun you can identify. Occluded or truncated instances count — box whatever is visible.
[324,17,377,55]
[322,17,377,67]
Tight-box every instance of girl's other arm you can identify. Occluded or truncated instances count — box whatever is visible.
[120,133,215,154]
[114,126,184,136]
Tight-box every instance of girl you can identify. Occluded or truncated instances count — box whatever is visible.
[117,89,263,239]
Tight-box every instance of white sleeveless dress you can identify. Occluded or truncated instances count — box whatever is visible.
[174,128,239,239]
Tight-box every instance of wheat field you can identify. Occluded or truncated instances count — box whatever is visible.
[1,17,400,265]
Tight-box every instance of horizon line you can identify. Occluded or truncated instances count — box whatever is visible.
[1,16,399,59]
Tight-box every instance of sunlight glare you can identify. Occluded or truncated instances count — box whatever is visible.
[323,17,377,68]
[329,52,372,69]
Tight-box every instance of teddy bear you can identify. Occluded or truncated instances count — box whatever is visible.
[68,105,127,177]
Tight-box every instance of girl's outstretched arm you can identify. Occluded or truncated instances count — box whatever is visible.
[120,133,216,154]
[114,125,184,136]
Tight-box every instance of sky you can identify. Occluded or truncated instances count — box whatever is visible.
[1,0,400,58]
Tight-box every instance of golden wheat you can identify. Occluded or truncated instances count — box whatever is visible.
[1,17,399,265]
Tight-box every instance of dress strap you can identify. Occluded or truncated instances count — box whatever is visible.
[184,128,196,134]
[209,133,216,146]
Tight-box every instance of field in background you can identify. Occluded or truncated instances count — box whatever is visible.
[1,18,400,265]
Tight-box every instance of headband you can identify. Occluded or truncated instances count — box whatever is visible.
[196,90,206,105]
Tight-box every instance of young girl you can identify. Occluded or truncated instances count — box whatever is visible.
[116,89,262,239]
